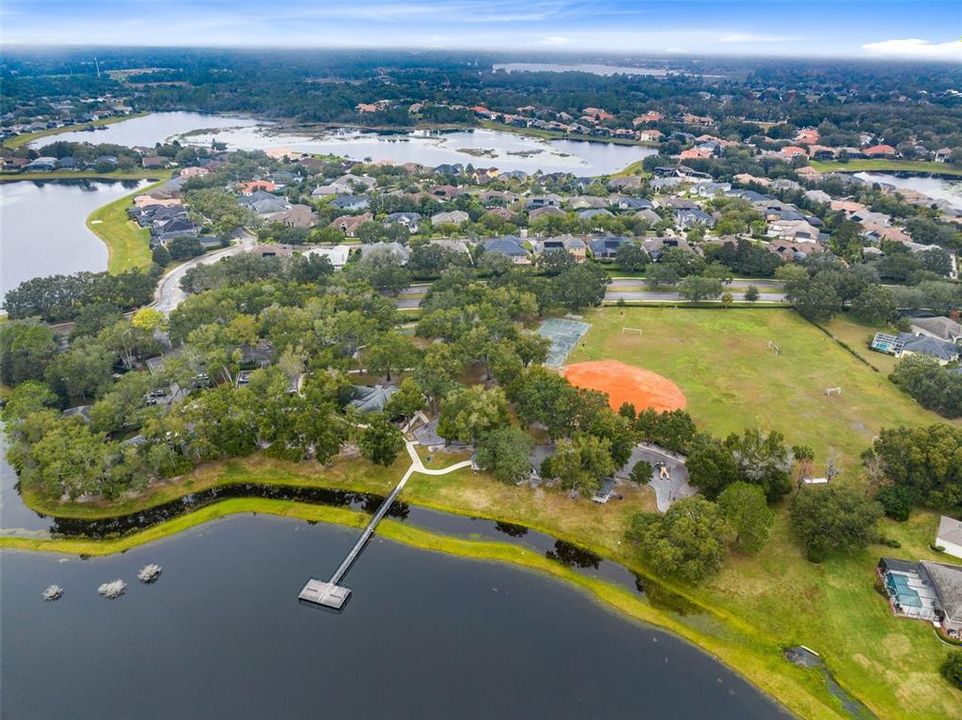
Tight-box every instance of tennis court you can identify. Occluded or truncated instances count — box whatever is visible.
[538,318,592,367]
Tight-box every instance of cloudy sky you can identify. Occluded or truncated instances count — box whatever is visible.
[2,0,960,60]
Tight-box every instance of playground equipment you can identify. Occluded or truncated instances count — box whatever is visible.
[659,463,671,481]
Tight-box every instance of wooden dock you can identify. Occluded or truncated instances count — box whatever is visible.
[298,459,415,610]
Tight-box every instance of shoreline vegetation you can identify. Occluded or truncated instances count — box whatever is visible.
[0,168,172,182]
[2,448,956,719]
[0,112,149,150]
[1,492,846,720]
[85,173,171,273]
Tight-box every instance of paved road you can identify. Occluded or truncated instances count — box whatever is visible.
[152,231,256,313]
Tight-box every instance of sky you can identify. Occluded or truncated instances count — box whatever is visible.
[2,0,960,60]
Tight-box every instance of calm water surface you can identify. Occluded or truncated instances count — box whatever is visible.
[1,515,790,720]
[0,179,150,300]
[28,112,259,149]
[181,126,656,175]
[854,172,962,210]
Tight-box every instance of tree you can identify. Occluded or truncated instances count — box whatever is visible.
[21,418,117,499]
[384,377,426,419]
[476,426,535,485]
[358,413,406,466]
[645,264,679,289]
[724,428,794,502]
[718,482,774,553]
[546,433,616,496]
[875,485,913,522]
[890,356,962,419]
[615,243,650,272]
[744,285,760,303]
[44,337,115,404]
[720,292,734,308]
[2,380,58,422]
[131,307,167,333]
[864,424,962,509]
[552,263,609,311]
[626,496,727,582]
[941,650,962,689]
[365,332,420,382]
[678,276,724,302]
[437,385,509,444]
[0,320,58,386]
[629,460,653,484]
[790,485,883,562]
[786,275,843,323]
[850,285,896,325]
[686,434,739,499]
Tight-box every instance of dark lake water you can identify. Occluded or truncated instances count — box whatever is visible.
[1,515,790,720]
[0,179,150,300]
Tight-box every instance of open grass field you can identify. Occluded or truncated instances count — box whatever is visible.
[822,313,901,375]
[568,307,956,475]
[810,159,962,177]
[85,173,171,273]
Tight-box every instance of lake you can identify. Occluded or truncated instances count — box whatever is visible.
[0,179,150,301]
[493,62,677,76]
[179,126,656,175]
[1,515,789,719]
[28,112,260,149]
[854,172,962,210]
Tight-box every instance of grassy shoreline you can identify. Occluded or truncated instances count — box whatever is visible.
[0,496,845,720]
[0,169,171,183]
[809,159,962,177]
[1,113,149,150]
[85,173,172,273]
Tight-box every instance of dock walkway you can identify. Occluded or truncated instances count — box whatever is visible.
[299,441,472,610]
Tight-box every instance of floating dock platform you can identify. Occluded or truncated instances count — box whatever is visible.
[298,578,351,610]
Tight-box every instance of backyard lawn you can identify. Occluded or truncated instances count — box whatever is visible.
[568,307,955,475]
[85,173,171,273]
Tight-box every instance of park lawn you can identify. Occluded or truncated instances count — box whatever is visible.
[822,313,900,375]
[810,159,962,177]
[85,173,172,273]
[568,307,955,475]
[0,112,147,150]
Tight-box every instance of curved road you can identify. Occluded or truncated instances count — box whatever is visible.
[152,231,256,314]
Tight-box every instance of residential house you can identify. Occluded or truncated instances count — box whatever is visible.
[936,516,962,560]
[349,385,399,412]
[431,210,470,227]
[302,245,351,270]
[384,212,422,232]
[871,331,960,365]
[483,236,530,264]
[638,129,664,142]
[238,180,277,195]
[588,235,630,259]
[633,111,664,125]
[525,194,563,210]
[877,558,962,636]
[360,242,410,265]
[429,184,464,200]
[863,144,897,158]
[330,212,374,237]
[674,207,715,230]
[540,235,587,262]
[934,148,953,164]
[268,204,318,229]
[332,195,371,212]
[909,316,962,344]
[141,156,168,169]
[528,206,566,221]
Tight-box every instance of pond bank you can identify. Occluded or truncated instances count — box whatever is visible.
[1,495,844,720]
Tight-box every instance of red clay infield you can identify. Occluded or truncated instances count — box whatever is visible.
[563,360,687,413]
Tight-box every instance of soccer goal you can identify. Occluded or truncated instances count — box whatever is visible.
[768,340,780,356]
[622,327,643,336]
[824,387,842,397]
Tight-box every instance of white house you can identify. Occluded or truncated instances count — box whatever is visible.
[937,516,962,560]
